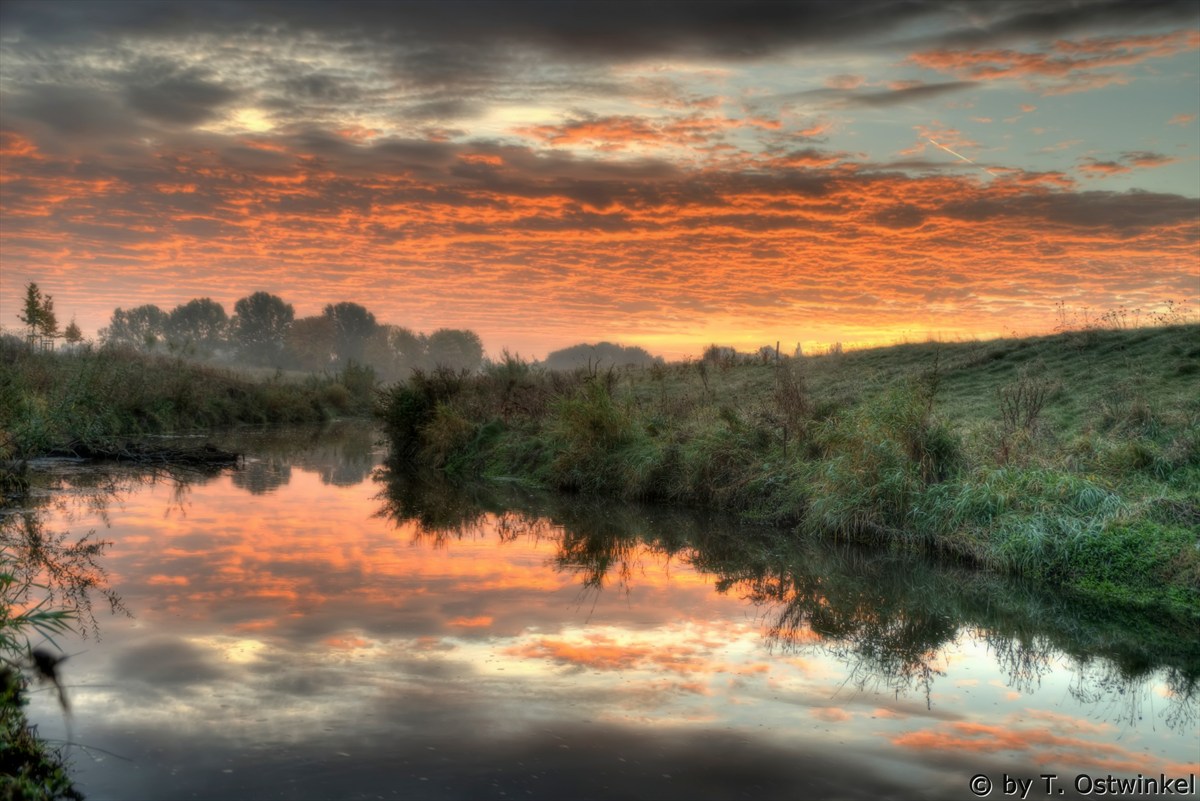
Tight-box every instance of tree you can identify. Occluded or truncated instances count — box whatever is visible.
[167,298,228,354]
[64,319,84,345]
[18,283,42,341]
[424,328,484,372]
[544,341,659,371]
[38,294,58,340]
[322,302,378,365]
[232,291,294,365]
[287,315,336,371]
[362,324,424,382]
[100,305,169,350]
[16,283,61,345]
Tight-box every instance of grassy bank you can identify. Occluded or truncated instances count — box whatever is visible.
[378,324,1200,618]
[0,336,376,467]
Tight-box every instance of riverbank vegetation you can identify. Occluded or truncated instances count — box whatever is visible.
[378,324,1200,618]
[0,335,377,472]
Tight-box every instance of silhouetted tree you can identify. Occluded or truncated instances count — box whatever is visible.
[63,319,84,345]
[544,341,659,371]
[17,283,57,345]
[322,302,378,365]
[287,315,336,371]
[38,295,58,341]
[232,292,293,365]
[424,328,484,371]
[101,304,169,350]
[167,298,228,354]
[18,283,43,340]
[363,324,425,382]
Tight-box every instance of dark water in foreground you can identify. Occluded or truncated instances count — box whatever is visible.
[9,423,1198,800]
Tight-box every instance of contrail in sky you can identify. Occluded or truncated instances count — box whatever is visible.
[927,138,1001,176]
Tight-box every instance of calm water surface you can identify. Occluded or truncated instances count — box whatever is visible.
[12,424,1199,800]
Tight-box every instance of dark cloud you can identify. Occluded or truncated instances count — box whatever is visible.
[111,637,230,687]
[8,0,1193,63]
[873,204,927,229]
[279,73,360,103]
[939,188,1199,231]
[0,1,919,56]
[766,81,976,112]
[913,0,1199,50]
[849,81,977,107]
[2,85,145,141]
[403,98,486,120]
[124,69,240,126]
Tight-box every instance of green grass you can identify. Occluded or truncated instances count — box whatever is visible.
[378,324,1200,619]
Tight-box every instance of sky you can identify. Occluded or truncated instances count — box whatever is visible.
[1,0,1198,359]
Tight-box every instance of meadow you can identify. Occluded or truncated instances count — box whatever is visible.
[380,324,1200,619]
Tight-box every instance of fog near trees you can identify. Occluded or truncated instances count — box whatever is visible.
[94,291,487,380]
[18,285,667,385]
[543,342,661,371]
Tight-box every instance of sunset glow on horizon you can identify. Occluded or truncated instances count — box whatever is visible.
[1,1,1197,359]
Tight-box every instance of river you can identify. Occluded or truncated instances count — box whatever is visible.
[6,422,1197,800]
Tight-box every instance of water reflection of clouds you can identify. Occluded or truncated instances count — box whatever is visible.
[22,448,1200,800]
[892,718,1198,776]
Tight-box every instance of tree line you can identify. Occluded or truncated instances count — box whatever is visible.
[13,283,669,380]
[18,285,483,380]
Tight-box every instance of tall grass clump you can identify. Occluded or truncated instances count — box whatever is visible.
[804,381,959,544]
[546,380,652,495]
[377,366,472,461]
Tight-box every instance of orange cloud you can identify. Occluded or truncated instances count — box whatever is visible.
[1122,151,1177,168]
[1078,151,1177,177]
[0,131,42,160]
[1078,159,1131,176]
[908,29,1200,94]
[797,120,833,138]
[811,707,852,723]
[516,113,781,151]
[892,720,1195,776]
[2,132,1195,357]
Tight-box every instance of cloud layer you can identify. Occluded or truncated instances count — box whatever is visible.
[1,0,1197,355]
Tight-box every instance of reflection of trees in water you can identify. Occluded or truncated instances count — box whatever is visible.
[375,465,1200,731]
[231,458,292,495]
[1,497,129,643]
[374,467,491,542]
[1069,656,1197,733]
[213,421,380,492]
[704,546,958,706]
[975,629,1056,695]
